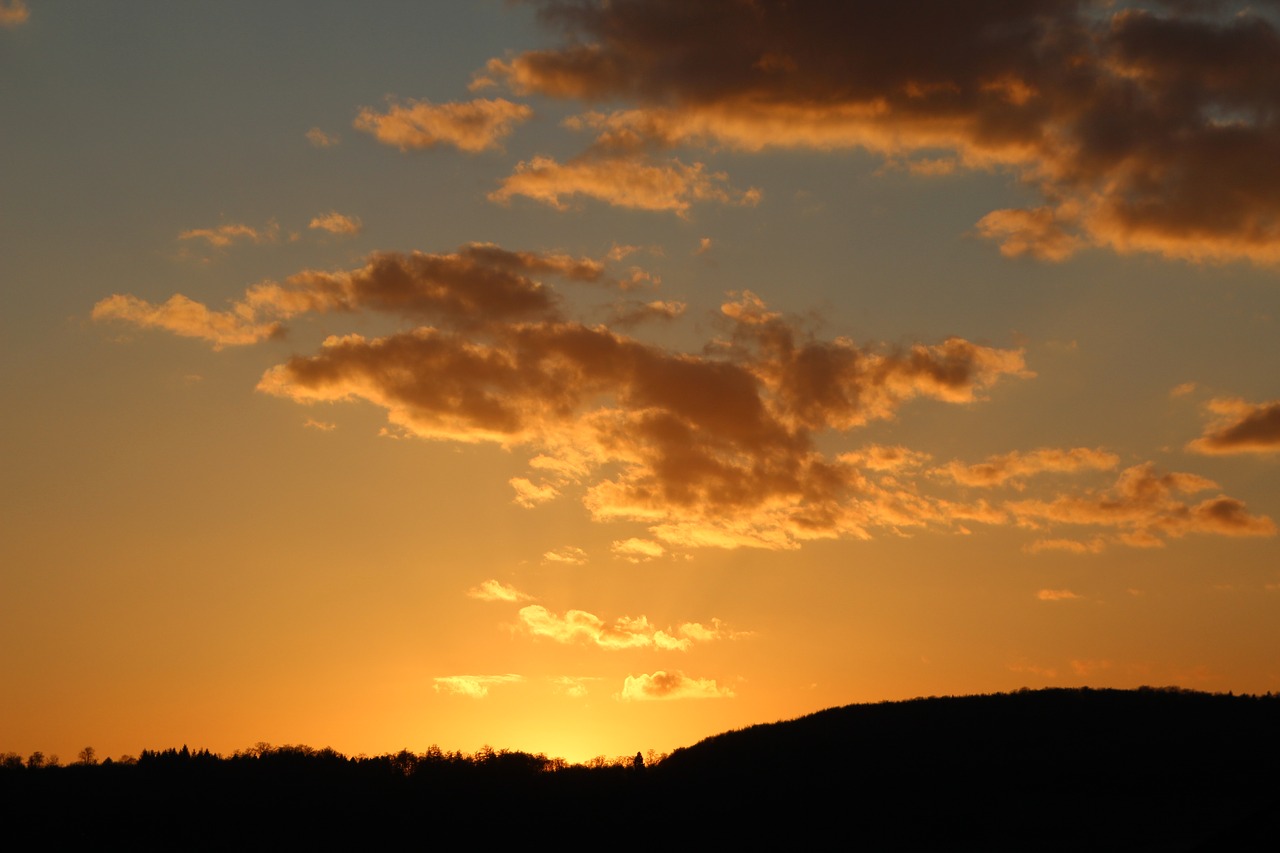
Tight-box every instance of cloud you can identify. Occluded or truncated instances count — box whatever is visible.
[303,418,336,431]
[520,605,662,650]
[676,618,753,642]
[1008,463,1275,547]
[937,447,1120,488]
[510,477,561,507]
[611,537,666,562]
[1170,381,1199,398]
[618,670,734,701]
[255,287,1030,549]
[552,676,596,698]
[178,222,277,248]
[100,238,1270,555]
[491,1,1280,264]
[975,207,1086,262]
[467,579,533,602]
[490,152,761,216]
[433,674,523,698]
[305,127,339,148]
[91,294,282,350]
[542,546,588,565]
[354,97,532,153]
[838,444,931,472]
[93,243,604,349]
[518,605,744,651]
[308,211,362,236]
[608,299,686,327]
[1187,397,1280,455]
[1025,538,1107,556]
[1070,659,1112,676]
[0,0,28,27]
[1036,588,1083,601]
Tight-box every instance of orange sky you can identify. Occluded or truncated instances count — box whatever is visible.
[3,0,1279,764]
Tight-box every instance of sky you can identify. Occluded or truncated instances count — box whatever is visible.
[3,0,1279,764]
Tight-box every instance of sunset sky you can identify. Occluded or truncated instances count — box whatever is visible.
[4,0,1280,764]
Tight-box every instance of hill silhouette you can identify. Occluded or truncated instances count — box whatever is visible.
[4,687,1276,848]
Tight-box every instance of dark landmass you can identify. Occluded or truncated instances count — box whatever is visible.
[4,687,1277,849]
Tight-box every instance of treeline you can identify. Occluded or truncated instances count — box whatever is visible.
[2,742,661,773]
[4,688,1278,848]
[0,741,661,846]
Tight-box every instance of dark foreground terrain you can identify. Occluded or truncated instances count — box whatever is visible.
[4,687,1277,849]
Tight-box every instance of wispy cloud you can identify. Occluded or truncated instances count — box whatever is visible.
[0,0,29,27]
[308,211,362,236]
[551,676,596,698]
[611,538,666,562]
[618,670,734,701]
[1008,464,1275,548]
[466,579,532,602]
[1025,538,1107,556]
[1187,397,1280,455]
[355,97,532,153]
[305,127,339,148]
[433,674,523,698]
[91,294,282,350]
[937,447,1119,488]
[490,152,760,217]
[1036,588,1083,601]
[518,606,745,652]
[541,546,588,565]
[179,221,278,248]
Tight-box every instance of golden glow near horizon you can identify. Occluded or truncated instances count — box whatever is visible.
[3,1,1279,766]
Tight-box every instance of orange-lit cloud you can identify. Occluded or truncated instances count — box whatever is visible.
[491,2,1280,264]
[519,605,675,650]
[302,418,336,431]
[611,537,666,562]
[98,239,1272,554]
[1025,538,1107,556]
[619,670,734,701]
[677,618,752,643]
[354,97,532,153]
[308,211,362,236]
[255,289,1030,548]
[552,676,596,698]
[975,207,1085,262]
[1008,463,1275,548]
[1070,659,1113,676]
[179,221,278,248]
[467,579,532,602]
[490,152,761,216]
[305,127,339,148]
[433,674,523,698]
[518,605,743,652]
[0,0,28,27]
[93,243,605,348]
[1036,588,1083,601]
[541,546,588,565]
[838,445,931,472]
[91,294,282,350]
[1187,397,1280,455]
[937,447,1119,488]
[608,299,686,327]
